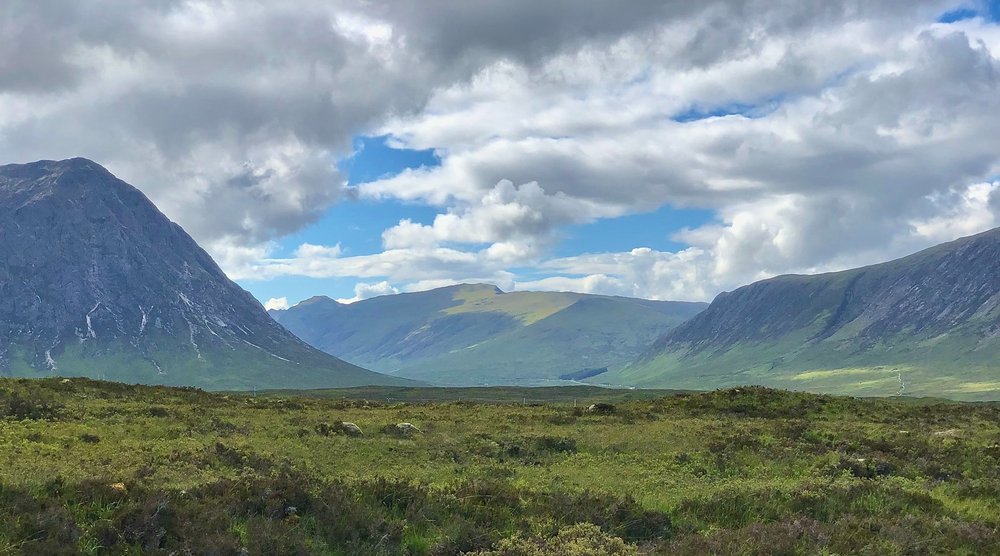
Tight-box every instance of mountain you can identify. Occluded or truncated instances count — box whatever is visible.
[610,228,1000,400]
[269,283,707,385]
[0,158,410,390]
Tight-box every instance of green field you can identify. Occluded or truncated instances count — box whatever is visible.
[253,385,690,405]
[614,337,1000,401]
[2,378,1000,554]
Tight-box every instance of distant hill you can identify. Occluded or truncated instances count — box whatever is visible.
[610,228,1000,400]
[0,158,411,390]
[270,284,707,385]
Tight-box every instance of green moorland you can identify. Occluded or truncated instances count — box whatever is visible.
[2,379,1000,554]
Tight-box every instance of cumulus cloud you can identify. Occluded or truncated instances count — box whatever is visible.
[231,243,512,284]
[0,0,439,250]
[353,10,1000,299]
[336,281,400,303]
[380,180,618,261]
[5,0,1000,302]
[912,181,1000,242]
[264,297,289,311]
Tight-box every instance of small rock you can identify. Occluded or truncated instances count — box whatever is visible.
[933,428,961,438]
[110,482,127,494]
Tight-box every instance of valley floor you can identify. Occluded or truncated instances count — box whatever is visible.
[1,379,999,554]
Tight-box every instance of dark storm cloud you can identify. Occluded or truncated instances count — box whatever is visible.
[375,0,949,71]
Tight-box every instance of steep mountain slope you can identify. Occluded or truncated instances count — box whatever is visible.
[611,228,1000,400]
[0,158,410,390]
[270,284,707,385]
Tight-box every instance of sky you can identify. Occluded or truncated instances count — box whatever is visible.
[2,1,1000,310]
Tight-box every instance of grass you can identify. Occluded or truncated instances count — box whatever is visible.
[253,385,690,404]
[613,339,1000,401]
[442,287,580,325]
[1,378,999,554]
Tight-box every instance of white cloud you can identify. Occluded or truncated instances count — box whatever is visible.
[347,15,1000,300]
[513,274,626,296]
[264,297,289,311]
[0,0,441,248]
[294,243,343,258]
[7,1,1000,303]
[336,281,400,303]
[379,180,619,262]
[912,181,1000,242]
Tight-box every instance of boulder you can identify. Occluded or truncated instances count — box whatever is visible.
[337,421,364,437]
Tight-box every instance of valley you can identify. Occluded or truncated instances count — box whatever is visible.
[270,284,705,386]
[5,2,1000,553]
[6,159,1000,400]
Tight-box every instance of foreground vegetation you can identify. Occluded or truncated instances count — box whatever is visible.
[1,378,999,554]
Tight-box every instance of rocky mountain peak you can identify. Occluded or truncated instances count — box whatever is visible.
[0,158,405,389]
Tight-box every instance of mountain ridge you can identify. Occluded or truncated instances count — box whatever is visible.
[612,227,1000,400]
[270,283,708,385]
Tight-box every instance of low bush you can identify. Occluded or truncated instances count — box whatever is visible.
[0,389,65,420]
[470,523,639,556]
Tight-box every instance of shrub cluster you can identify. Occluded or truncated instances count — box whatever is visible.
[0,470,670,554]
[0,388,65,420]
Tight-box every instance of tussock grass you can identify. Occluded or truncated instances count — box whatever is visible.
[0,379,998,554]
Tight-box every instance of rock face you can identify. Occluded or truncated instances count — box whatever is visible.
[0,158,409,390]
[611,228,1000,400]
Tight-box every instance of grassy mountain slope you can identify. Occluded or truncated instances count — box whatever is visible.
[271,284,707,385]
[610,228,1000,400]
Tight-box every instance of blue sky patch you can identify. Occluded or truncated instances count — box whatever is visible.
[673,98,783,122]
[555,205,713,257]
[274,198,439,258]
[270,135,441,258]
[939,2,1000,23]
[238,134,712,306]
[338,135,440,184]
[939,7,979,23]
